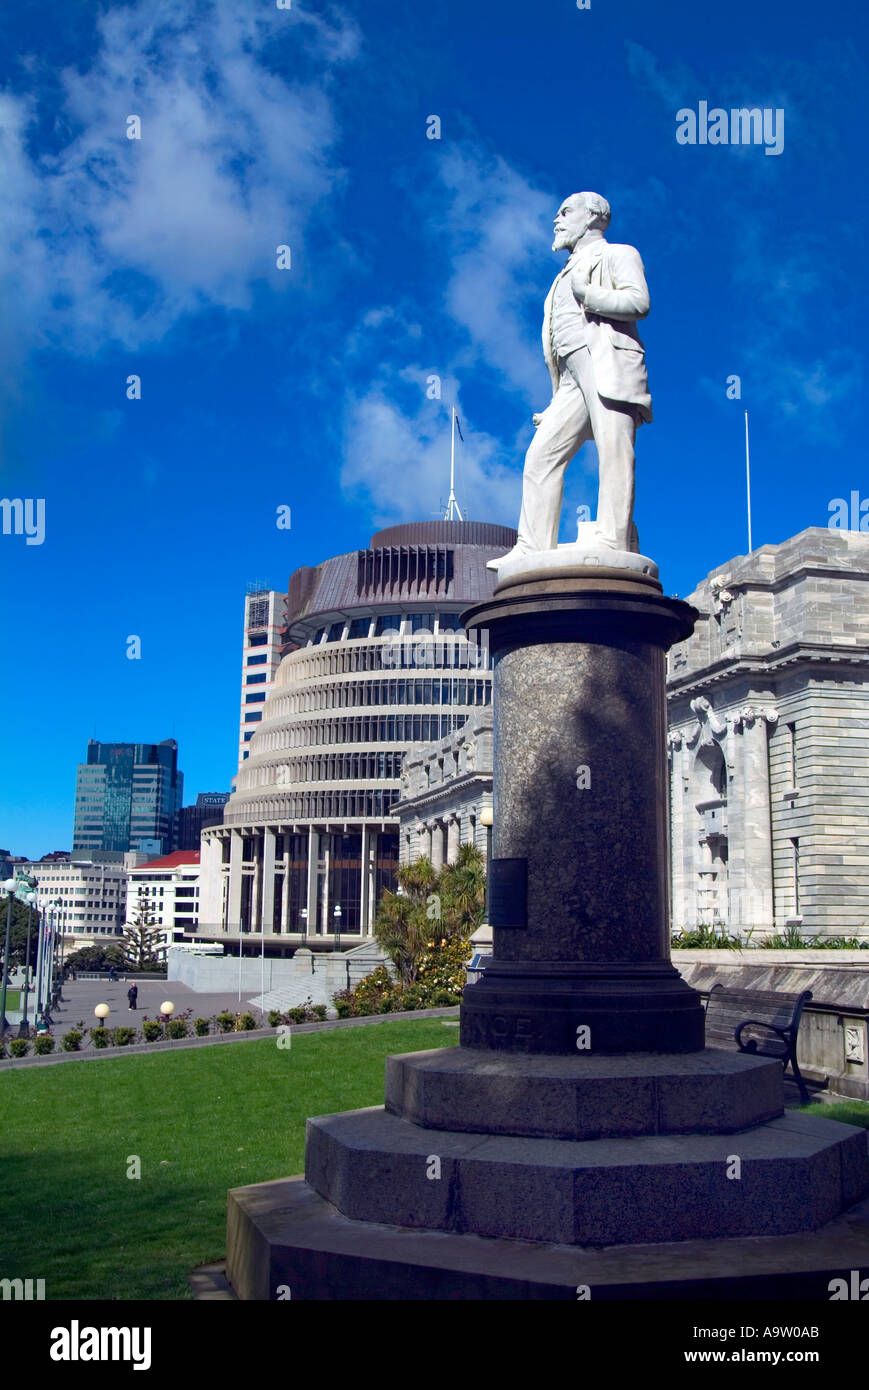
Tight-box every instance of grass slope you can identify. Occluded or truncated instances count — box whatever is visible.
[0,1019,457,1301]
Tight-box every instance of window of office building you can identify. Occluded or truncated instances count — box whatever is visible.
[247,654,268,666]
[410,613,435,633]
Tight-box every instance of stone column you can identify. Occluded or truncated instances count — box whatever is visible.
[737,708,777,931]
[361,828,375,939]
[261,828,276,936]
[360,824,370,934]
[460,574,704,1055]
[429,820,445,871]
[280,831,291,935]
[447,815,461,863]
[667,734,690,930]
[228,831,243,935]
[305,826,319,941]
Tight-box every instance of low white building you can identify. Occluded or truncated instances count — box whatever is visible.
[127,850,201,949]
[25,853,131,952]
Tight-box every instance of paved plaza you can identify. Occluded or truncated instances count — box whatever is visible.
[39,976,267,1032]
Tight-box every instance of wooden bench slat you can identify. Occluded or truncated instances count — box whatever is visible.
[702,984,813,1102]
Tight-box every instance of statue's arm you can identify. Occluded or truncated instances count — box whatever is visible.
[574,245,650,322]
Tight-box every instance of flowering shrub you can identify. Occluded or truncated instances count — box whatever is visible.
[333,939,470,1017]
[33,1034,55,1055]
[284,997,324,1024]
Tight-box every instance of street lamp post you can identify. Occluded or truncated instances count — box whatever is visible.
[479,805,494,926]
[56,901,67,983]
[18,896,34,1037]
[0,877,17,1040]
[33,898,46,1025]
[333,903,342,953]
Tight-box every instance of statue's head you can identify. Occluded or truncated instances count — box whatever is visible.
[552,192,611,252]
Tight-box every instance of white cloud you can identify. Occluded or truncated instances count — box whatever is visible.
[341,372,519,527]
[432,145,556,404]
[337,146,606,527]
[0,0,358,353]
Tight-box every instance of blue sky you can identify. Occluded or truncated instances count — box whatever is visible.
[0,0,866,855]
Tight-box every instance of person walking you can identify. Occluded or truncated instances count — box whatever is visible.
[127,983,138,1011]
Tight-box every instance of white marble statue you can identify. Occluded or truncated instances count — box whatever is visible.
[489,192,654,576]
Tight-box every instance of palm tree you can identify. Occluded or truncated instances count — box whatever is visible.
[439,843,486,939]
[374,857,438,985]
[374,847,485,983]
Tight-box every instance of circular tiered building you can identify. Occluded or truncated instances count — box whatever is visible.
[198,520,514,950]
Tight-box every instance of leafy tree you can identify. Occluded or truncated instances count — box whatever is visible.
[374,856,437,985]
[121,890,165,971]
[0,896,37,973]
[373,845,485,986]
[438,843,486,939]
[64,943,125,973]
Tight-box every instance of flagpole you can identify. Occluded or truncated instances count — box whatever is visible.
[450,407,456,505]
[745,410,753,554]
[444,407,464,521]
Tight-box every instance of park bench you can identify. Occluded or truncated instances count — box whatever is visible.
[704,983,814,1104]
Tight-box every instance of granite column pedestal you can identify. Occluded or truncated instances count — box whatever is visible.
[460,572,704,1054]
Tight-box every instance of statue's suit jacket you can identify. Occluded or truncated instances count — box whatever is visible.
[542,240,653,423]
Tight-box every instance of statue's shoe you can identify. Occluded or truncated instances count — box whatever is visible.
[486,545,530,571]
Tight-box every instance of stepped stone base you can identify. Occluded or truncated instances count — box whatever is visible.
[225,1176,869,1301]
[385,1046,782,1140]
[306,1105,869,1246]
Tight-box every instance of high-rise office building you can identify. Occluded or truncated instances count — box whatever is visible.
[199,519,515,949]
[72,739,184,855]
[238,588,286,768]
[174,793,231,851]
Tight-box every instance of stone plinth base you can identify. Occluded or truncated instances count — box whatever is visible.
[385,1046,783,1140]
[226,1176,869,1301]
[460,959,705,1055]
[304,1105,869,1247]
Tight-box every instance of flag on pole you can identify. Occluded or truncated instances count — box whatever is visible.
[454,413,464,443]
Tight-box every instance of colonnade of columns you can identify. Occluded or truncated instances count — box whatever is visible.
[412,812,465,868]
[199,823,388,940]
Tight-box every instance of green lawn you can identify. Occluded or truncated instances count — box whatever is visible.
[2,990,20,1010]
[800,1099,869,1128]
[0,1019,457,1300]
